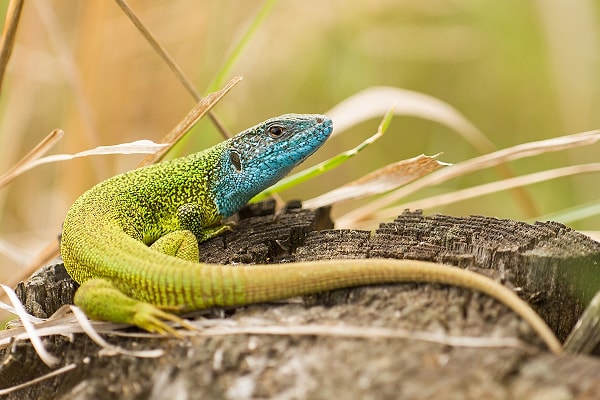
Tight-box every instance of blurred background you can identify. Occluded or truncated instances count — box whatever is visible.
[0,0,598,279]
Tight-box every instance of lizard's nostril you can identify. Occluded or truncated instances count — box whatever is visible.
[315,117,324,124]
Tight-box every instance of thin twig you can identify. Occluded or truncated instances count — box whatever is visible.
[1,285,59,367]
[0,0,24,94]
[113,0,229,138]
[0,129,64,189]
[373,163,600,223]
[337,129,600,227]
[138,76,242,167]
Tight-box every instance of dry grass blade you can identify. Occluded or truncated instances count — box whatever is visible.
[372,163,600,224]
[70,305,164,358]
[337,129,600,227]
[0,129,63,189]
[186,320,531,351]
[0,284,59,367]
[325,86,538,216]
[304,154,448,209]
[0,131,170,191]
[0,303,163,366]
[0,305,121,347]
[326,86,495,153]
[114,0,199,100]
[138,76,242,167]
[114,0,228,137]
[0,0,24,94]
[12,140,167,177]
[0,301,44,324]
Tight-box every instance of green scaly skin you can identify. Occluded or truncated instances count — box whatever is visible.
[60,114,561,353]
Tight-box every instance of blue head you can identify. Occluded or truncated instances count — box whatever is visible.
[212,114,333,217]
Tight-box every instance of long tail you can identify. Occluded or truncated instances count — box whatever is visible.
[194,259,562,353]
[66,230,561,353]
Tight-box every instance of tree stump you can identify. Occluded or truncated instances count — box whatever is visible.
[2,203,600,400]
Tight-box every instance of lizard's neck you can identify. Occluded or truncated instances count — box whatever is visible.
[209,146,285,217]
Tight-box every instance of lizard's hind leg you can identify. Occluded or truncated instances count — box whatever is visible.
[150,230,199,262]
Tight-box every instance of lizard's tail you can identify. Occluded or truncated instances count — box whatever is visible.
[203,259,562,354]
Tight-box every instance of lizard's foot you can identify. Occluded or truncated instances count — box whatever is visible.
[177,203,234,242]
[150,230,199,262]
[197,223,234,241]
[74,278,197,336]
[131,303,197,336]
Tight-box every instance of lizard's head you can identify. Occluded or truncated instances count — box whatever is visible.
[213,113,333,217]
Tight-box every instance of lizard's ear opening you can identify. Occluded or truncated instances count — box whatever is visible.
[229,150,242,172]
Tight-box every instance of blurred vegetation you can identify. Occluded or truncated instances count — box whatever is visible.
[0,0,598,282]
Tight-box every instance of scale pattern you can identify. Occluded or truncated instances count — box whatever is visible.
[59,113,561,353]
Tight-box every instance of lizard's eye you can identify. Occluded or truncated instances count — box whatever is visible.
[268,125,285,138]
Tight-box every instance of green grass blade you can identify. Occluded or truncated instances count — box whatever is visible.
[205,0,278,94]
[529,200,600,225]
[171,0,278,156]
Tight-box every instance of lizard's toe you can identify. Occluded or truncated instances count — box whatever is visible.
[133,304,198,337]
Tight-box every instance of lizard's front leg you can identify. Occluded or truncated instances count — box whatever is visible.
[177,203,232,242]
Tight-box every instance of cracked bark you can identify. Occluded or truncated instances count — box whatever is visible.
[2,202,600,400]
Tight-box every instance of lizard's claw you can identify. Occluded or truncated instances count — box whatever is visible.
[133,303,198,337]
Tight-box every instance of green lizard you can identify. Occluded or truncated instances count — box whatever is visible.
[60,114,562,353]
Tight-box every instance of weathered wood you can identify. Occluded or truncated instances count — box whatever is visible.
[13,260,78,320]
[295,211,600,341]
[1,205,599,400]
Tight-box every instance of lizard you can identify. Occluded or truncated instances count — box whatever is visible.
[60,113,562,354]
